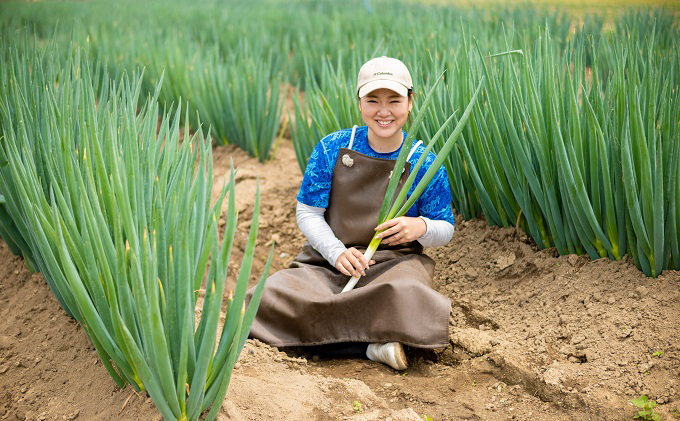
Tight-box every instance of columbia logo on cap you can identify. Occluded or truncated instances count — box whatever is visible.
[374,72,393,76]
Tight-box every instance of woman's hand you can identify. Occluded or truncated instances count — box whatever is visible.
[375,216,427,246]
[336,247,375,277]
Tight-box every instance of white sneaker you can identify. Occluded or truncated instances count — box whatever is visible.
[366,342,408,370]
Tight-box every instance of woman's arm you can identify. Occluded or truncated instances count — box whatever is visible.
[417,216,454,246]
[296,202,374,276]
[296,201,346,265]
[377,145,455,247]
[375,216,454,246]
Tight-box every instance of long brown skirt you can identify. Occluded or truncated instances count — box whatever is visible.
[247,243,451,348]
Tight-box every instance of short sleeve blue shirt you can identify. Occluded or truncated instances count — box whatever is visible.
[297,126,455,226]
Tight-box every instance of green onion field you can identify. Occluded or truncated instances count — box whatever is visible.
[0,1,678,420]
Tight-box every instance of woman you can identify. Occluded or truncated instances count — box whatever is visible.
[248,56,454,370]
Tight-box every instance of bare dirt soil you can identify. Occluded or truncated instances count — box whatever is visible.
[1,138,678,421]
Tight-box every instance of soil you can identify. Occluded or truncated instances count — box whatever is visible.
[1,137,679,421]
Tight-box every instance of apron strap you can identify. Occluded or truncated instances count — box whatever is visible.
[388,140,421,179]
[347,125,358,150]
[407,140,422,161]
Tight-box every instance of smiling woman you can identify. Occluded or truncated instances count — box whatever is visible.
[357,58,414,154]
[246,56,455,371]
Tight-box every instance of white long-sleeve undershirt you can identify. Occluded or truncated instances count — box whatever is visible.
[296,201,454,267]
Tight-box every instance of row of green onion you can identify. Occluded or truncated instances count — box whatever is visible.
[289,18,679,277]
[0,39,272,420]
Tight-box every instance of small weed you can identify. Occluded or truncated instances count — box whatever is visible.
[652,350,664,358]
[671,408,680,419]
[630,395,660,421]
[352,400,363,413]
[422,415,434,421]
[401,372,408,377]
[471,380,477,387]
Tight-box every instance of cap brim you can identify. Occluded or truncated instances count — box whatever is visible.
[358,80,409,98]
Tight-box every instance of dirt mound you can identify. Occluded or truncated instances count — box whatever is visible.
[431,217,680,419]
[1,138,678,420]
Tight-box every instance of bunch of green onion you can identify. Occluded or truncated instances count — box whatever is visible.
[88,24,285,163]
[0,40,272,421]
[192,45,285,162]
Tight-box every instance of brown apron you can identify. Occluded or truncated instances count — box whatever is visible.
[247,129,451,348]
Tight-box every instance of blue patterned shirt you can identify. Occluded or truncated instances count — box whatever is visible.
[297,126,455,226]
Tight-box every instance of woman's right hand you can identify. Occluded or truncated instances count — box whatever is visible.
[335,247,375,277]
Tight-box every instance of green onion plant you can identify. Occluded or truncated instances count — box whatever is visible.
[0,39,273,420]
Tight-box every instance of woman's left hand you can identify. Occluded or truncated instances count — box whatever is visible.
[375,216,427,246]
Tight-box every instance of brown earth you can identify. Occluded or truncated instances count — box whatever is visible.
[1,137,679,421]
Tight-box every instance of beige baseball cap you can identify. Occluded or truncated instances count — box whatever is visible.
[357,56,413,98]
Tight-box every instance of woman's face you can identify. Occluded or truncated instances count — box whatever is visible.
[359,88,412,144]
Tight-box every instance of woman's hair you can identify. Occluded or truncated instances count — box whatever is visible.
[407,89,414,123]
